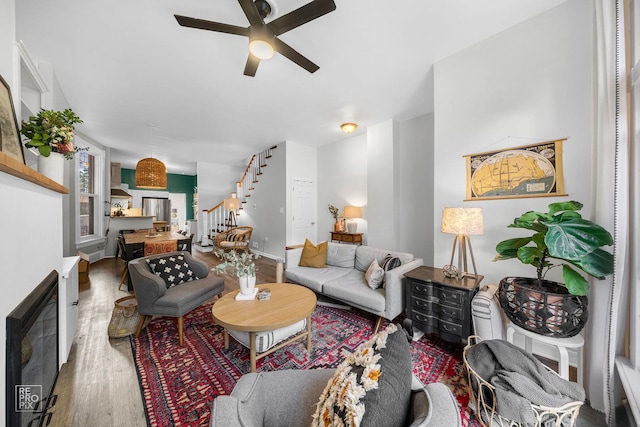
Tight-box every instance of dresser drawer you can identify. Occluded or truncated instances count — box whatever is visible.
[411,296,435,313]
[409,281,435,298]
[437,287,464,306]
[411,311,440,333]
[438,304,463,321]
[439,319,462,336]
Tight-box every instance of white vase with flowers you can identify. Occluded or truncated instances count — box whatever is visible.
[212,249,260,295]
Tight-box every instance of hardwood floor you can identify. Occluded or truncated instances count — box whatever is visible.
[48,251,276,427]
[48,250,609,426]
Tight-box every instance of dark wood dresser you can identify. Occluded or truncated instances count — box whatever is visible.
[403,266,483,343]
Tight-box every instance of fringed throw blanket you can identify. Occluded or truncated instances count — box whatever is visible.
[465,339,585,426]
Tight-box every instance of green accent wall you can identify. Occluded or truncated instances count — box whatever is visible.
[121,168,198,219]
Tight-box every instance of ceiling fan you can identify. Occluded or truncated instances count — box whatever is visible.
[175,0,336,77]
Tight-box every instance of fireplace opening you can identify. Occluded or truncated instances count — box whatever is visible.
[6,270,59,427]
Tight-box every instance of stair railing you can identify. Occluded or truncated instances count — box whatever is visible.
[200,146,276,245]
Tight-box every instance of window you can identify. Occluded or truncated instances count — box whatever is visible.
[77,143,104,243]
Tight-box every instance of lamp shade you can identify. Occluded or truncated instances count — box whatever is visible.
[135,158,167,189]
[343,206,362,219]
[224,198,240,210]
[441,207,484,235]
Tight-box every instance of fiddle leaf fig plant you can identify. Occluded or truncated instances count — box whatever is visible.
[493,200,614,296]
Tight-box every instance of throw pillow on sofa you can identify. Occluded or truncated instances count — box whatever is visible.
[365,259,385,289]
[299,239,328,268]
[311,323,412,427]
[381,254,401,287]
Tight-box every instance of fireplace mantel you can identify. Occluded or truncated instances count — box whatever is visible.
[0,151,68,194]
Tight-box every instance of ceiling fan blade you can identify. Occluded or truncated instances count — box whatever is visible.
[238,0,264,26]
[244,54,260,77]
[175,15,249,37]
[268,0,336,36]
[273,38,319,73]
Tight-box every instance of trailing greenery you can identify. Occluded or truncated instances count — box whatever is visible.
[493,200,614,296]
[21,108,84,159]
[212,248,259,277]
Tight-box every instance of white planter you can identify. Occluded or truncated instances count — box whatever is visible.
[238,275,256,295]
[37,152,65,185]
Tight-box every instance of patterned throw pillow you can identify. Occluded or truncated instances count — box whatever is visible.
[365,259,384,289]
[311,323,412,427]
[146,254,200,287]
[381,254,401,287]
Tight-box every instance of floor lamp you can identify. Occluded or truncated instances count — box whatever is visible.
[441,207,484,279]
[224,198,239,228]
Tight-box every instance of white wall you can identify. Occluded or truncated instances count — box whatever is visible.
[238,143,287,258]
[1,0,63,417]
[367,120,399,249]
[0,0,15,87]
[317,133,367,243]
[316,115,434,260]
[433,0,601,408]
[398,114,434,263]
[0,173,64,420]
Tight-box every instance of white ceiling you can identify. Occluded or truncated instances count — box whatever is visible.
[15,0,568,175]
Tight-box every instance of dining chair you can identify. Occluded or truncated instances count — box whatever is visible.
[117,235,143,291]
[114,229,135,259]
[178,233,195,252]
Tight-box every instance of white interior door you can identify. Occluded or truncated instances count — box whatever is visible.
[292,178,316,244]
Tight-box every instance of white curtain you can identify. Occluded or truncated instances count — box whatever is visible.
[593,1,631,425]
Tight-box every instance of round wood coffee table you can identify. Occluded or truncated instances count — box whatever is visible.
[212,283,317,372]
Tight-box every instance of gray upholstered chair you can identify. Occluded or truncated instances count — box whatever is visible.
[210,370,461,427]
[128,251,224,346]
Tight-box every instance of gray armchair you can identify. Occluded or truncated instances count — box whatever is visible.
[210,369,461,427]
[128,251,225,346]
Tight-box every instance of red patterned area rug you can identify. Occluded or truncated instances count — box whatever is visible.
[131,301,480,427]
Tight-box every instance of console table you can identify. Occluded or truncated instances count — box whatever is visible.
[330,231,363,244]
[403,266,483,343]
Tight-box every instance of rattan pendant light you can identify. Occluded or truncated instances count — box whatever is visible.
[136,124,167,189]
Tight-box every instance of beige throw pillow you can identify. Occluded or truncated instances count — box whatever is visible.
[365,259,384,289]
[299,239,328,268]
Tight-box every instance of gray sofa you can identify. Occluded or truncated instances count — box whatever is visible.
[210,369,461,427]
[286,242,423,330]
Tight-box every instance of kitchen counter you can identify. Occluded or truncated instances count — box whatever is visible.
[110,215,155,218]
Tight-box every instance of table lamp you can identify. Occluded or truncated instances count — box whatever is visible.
[223,197,240,228]
[441,207,483,279]
[343,206,362,233]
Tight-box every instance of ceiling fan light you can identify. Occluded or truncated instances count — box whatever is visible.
[340,122,358,133]
[249,39,274,59]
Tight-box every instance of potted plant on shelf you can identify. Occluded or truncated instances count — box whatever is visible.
[212,248,260,295]
[493,200,614,337]
[21,108,84,159]
[21,108,85,184]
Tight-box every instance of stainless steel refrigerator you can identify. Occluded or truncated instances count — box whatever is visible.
[142,197,171,222]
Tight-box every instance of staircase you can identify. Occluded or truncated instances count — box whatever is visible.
[199,146,277,247]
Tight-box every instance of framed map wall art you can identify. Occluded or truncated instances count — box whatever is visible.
[464,139,568,201]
